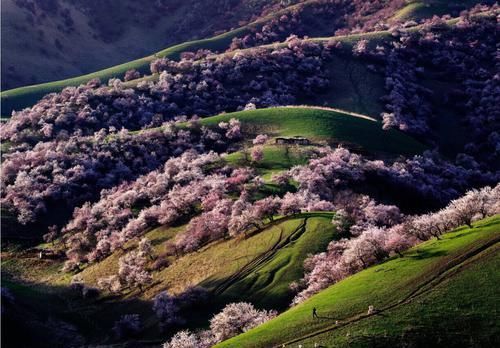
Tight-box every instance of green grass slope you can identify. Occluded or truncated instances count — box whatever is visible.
[224,144,312,181]
[216,215,500,348]
[0,28,247,116]
[0,0,316,116]
[79,213,336,306]
[201,107,427,156]
[0,29,390,117]
[391,0,484,22]
[199,213,337,310]
[2,213,338,344]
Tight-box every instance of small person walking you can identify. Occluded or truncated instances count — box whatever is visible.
[312,307,319,319]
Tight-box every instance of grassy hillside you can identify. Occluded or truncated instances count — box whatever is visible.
[391,0,486,22]
[0,28,390,117]
[2,213,337,345]
[201,107,427,156]
[216,215,500,348]
[0,27,248,116]
[224,144,311,181]
[1,0,284,91]
[80,213,336,306]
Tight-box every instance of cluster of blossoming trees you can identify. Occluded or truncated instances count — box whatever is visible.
[61,144,497,280]
[0,3,499,345]
[1,119,240,226]
[162,302,276,348]
[1,37,330,146]
[108,181,498,346]
[2,6,498,230]
[370,6,499,169]
[49,140,498,344]
[228,0,436,52]
[291,184,499,304]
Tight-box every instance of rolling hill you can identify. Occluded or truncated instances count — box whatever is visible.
[1,0,487,116]
[0,25,389,117]
[1,2,498,347]
[2,213,338,346]
[3,212,498,347]
[1,0,282,90]
[216,215,500,348]
[200,107,427,156]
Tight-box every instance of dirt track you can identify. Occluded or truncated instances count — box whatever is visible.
[275,234,500,347]
[213,217,309,295]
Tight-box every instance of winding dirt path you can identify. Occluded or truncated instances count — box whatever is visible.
[274,234,500,347]
[281,105,378,122]
[213,217,309,296]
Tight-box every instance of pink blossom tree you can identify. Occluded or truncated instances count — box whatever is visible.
[118,251,152,291]
[209,302,276,342]
[252,134,268,145]
[138,237,155,260]
[163,330,204,348]
[97,275,122,293]
[251,146,264,163]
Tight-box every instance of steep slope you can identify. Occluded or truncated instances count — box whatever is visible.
[2,0,488,116]
[216,215,500,348]
[0,17,387,116]
[1,0,281,90]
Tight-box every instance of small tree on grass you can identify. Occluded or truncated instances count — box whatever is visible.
[123,69,141,81]
[252,196,281,222]
[163,330,200,348]
[209,302,277,342]
[43,225,59,245]
[244,102,256,110]
[251,146,264,163]
[252,134,268,145]
[138,237,155,260]
[448,188,488,228]
[118,251,152,291]
[97,275,122,293]
[163,329,216,348]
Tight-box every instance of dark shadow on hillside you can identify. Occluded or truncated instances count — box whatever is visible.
[2,268,267,348]
[200,273,294,312]
[471,219,500,229]
[1,275,170,348]
[407,249,447,260]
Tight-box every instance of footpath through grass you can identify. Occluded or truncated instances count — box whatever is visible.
[216,215,500,348]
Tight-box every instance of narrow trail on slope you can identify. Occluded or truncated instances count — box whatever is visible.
[212,217,309,296]
[281,105,377,122]
[274,234,500,347]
